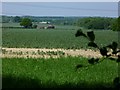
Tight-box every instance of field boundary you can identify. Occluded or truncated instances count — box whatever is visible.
[1,47,102,59]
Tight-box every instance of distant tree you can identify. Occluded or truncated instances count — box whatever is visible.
[14,16,21,23]
[111,17,120,31]
[32,24,37,28]
[20,18,32,28]
[2,16,10,23]
[77,17,112,30]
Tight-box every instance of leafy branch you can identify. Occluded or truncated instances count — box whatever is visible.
[75,29,120,88]
[75,29,120,63]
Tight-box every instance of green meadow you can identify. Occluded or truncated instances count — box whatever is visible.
[2,57,118,88]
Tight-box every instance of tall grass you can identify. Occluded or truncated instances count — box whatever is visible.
[2,57,118,88]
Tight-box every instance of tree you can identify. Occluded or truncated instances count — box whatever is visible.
[2,16,10,23]
[32,24,37,28]
[111,17,120,31]
[76,17,113,30]
[14,16,21,23]
[20,18,32,28]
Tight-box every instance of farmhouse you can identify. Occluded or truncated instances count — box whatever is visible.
[39,21,50,24]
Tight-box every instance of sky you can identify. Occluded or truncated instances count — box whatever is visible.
[1,0,119,2]
[2,2,119,17]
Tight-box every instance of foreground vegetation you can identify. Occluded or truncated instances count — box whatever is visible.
[2,57,118,88]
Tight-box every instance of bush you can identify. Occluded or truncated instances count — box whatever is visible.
[32,24,37,28]
[20,18,32,28]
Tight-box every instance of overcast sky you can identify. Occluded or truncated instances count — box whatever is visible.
[2,2,118,17]
[1,0,119,2]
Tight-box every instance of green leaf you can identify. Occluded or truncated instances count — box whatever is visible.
[100,47,108,57]
[88,42,98,48]
[88,58,95,64]
[75,29,87,37]
[87,31,95,42]
[112,42,118,54]
[112,42,118,49]
[106,41,118,54]
[116,55,120,63]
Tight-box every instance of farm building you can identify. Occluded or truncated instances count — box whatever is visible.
[45,25,55,29]
[37,25,55,29]
[39,21,50,24]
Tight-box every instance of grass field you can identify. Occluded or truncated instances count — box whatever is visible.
[2,23,21,27]
[2,57,118,88]
[2,28,118,49]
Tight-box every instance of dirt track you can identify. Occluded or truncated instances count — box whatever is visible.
[1,48,103,58]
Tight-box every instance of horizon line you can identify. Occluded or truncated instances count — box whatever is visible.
[0,15,118,18]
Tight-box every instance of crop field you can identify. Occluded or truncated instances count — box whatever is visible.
[2,28,118,49]
[2,23,21,28]
[2,57,118,88]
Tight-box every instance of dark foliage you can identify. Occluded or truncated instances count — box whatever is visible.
[77,17,114,30]
[111,16,120,31]
[75,29,87,37]
[99,47,108,57]
[106,42,118,54]
[75,64,83,69]
[116,55,120,63]
[87,31,95,42]
[88,42,98,48]
[88,58,95,64]
[75,29,119,59]
[75,64,84,71]
[75,29,120,89]
[88,58,99,65]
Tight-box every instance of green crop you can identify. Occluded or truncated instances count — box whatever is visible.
[2,28,118,49]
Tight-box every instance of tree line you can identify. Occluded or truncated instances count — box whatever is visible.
[2,16,77,25]
[1,15,120,31]
[76,17,120,31]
